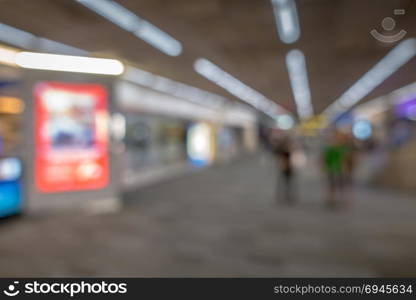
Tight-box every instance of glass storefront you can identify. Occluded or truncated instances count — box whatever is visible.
[124,113,188,171]
[216,126,246,161]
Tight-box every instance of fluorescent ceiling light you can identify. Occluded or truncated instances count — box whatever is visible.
[134,21,182,57]
[271,0,300,44]
[0,23,35,49]
[15,52,124,75]
[194,58,288,117]
[324,38,416,117]
[286,49,313,119]
[0,22,88,56]
[124,66,226,109]
[76,0,182,56]
[0,45,19,66]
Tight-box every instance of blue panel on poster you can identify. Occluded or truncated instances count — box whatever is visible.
[0,180,22,217]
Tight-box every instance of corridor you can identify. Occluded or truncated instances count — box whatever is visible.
[1,152,416,277]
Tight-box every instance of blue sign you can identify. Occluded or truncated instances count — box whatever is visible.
[0,158,23,217]
[0,180,21,217]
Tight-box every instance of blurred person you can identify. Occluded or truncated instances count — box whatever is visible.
[322,130,350,208]
[271,133,295,203]
[344,132,358,206]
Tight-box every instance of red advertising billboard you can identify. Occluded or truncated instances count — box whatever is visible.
[34,82,109,193]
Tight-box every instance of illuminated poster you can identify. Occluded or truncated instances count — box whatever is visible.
[187,122,214,167]
[34,82,109,193]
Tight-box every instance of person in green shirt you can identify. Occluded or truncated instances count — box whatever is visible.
[322,130,350,208]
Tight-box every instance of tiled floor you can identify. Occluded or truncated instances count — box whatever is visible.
[1,153,416,277]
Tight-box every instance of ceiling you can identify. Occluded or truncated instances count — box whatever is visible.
[0,0,415,116]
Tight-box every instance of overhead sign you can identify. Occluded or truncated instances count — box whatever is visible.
[34,82,109,193]
[299,115,328,135]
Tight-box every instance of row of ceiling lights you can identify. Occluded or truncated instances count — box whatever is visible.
[2,0,411,122]
[271,0,314,123]
[0,7,220,111]
[76,0,290,119]
[0,20,224,106]
[193,58,287,118]
[76,0,182,57]
[0,0,308,123]
[274,0,416,128]
[323,38,416,120]
[272,0,416,125]
[0,0,283,118]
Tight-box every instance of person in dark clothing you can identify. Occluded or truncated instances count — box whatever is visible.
[272,134,295,203]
